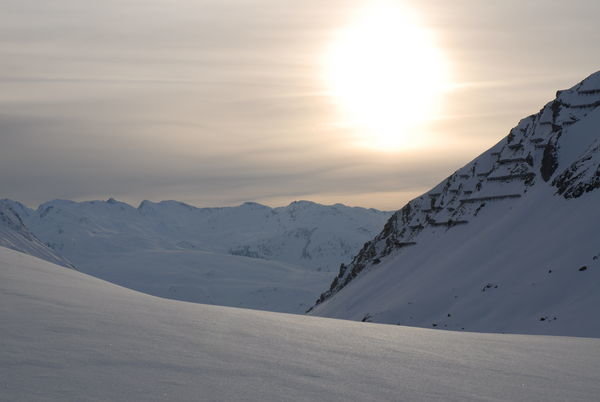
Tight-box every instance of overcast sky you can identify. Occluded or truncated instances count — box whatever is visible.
[1,0,599,210]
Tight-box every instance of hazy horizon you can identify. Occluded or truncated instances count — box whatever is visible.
[10,196,397,212]
[2,0,600,210]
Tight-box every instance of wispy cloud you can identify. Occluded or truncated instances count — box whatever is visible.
[1,0,599,209]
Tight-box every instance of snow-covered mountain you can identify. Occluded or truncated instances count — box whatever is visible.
[26,199,389,272]
[2,246,599,401]
[309,71,600,337]
[4,198,390,313]
[0,199,74,268]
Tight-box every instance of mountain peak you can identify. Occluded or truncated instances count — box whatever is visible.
[309,71,600,337]
[575,70,600,92]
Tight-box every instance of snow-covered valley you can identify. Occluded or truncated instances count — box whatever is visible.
[2,1,600,399]
[2,247,599,401]
[0,198,390,313]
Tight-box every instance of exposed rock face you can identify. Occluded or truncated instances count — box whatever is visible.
[553,142,600,198]
[309,72,600,336]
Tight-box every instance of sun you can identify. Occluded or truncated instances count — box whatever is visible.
[323,2,450,151]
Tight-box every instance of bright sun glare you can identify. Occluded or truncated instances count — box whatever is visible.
[324,2,450,150]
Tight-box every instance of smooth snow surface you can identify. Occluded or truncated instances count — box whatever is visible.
[1,247,599,401]
[70,249,332,313]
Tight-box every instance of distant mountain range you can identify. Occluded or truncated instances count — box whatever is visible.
[0,198,390,313]
[309,71,600,337]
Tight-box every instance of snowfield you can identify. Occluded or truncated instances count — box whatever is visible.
[2,246,599,401]
[72,248,333,313]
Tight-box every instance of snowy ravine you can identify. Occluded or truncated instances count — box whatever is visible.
[1,247,599,402]
[310,71,600,337]
[0,199,390,313]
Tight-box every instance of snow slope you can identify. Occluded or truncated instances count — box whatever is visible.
[0,199,74,269]
[2,246,599,401]
[310,71,600,337]
[12,199,389,313]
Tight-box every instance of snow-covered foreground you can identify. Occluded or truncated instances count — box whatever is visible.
[2,247,599,401]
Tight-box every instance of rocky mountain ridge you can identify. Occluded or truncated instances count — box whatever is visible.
[309,71,600,336]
